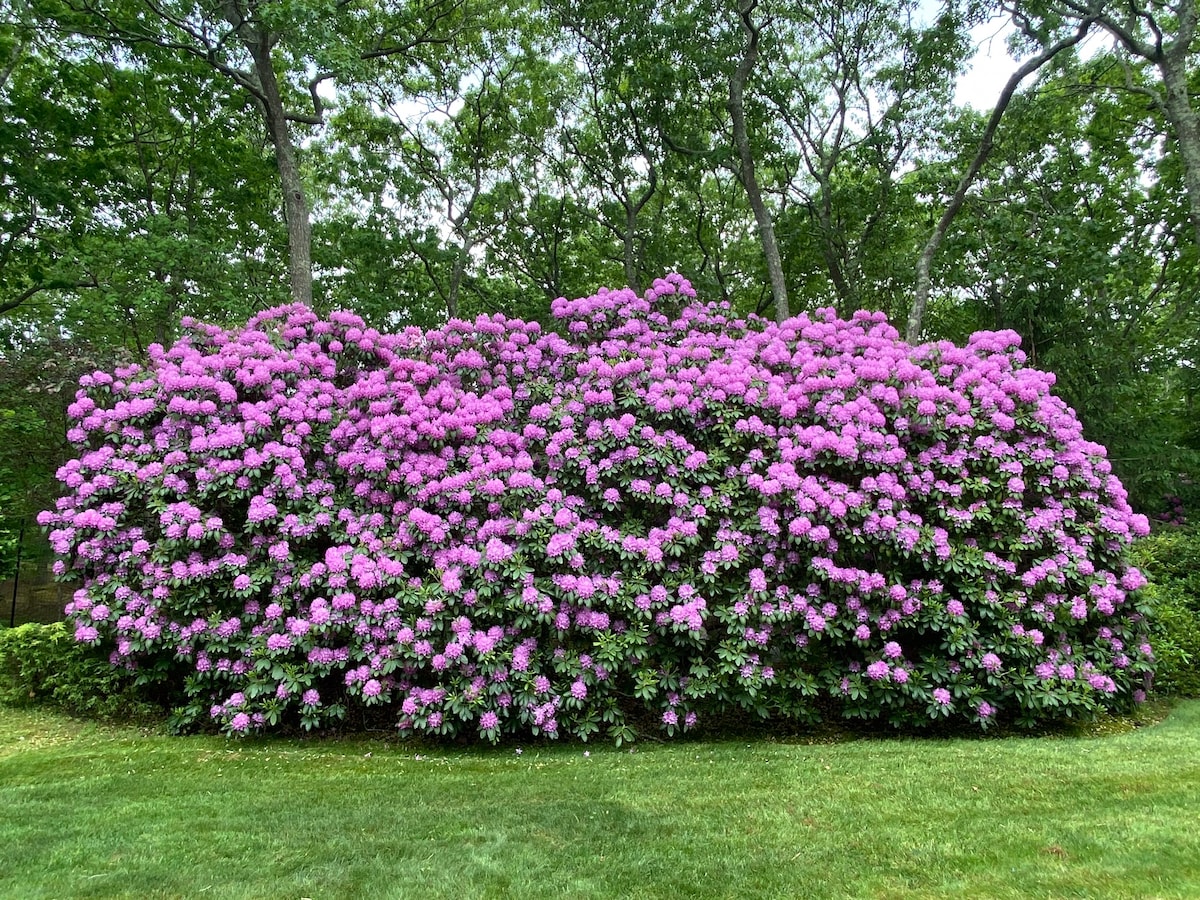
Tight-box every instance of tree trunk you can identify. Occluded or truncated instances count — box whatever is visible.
[1086,0,1200,261]
[621,169,657,294]
[729,0,789,323]
[447,237,474,320]
[0,38,24,93]
[815,204,857,317]
[623,210,641,295]
[1158,53,1200,251]
[246,36,314,307]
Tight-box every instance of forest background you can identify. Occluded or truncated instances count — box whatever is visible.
[3,0,1200,575]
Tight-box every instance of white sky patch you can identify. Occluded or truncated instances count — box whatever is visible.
[954,15,1110,110]
[955,18,1019,109]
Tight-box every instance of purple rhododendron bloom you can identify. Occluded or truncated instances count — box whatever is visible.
[43,275,1155,741]
[866,661,891,681]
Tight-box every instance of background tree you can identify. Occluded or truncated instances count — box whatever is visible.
[1,18,285,342]
[1016,0,1200,246]
[906,8,1094,341]
[40,0,482,306]
[5,0,1200,527]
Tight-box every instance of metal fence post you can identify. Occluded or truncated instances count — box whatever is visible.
[9,518,24,628]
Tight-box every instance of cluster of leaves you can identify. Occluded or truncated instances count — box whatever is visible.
[1129,526,1200,697]
[0,622,159,719]
[41,276,1154,741]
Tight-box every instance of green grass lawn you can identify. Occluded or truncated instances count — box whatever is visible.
[1,703,1198,899]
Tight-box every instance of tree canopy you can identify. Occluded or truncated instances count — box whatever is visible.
[3,0,1199,539]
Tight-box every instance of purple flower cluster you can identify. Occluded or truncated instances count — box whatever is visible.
[1157,494,1187,527]
[41,274,1155,739]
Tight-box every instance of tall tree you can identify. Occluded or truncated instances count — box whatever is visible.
[313,17,581,323]
[908,0,1200,341]
[752,0,969,322]
[1030,0,1200,248]
[546,0,711,297]
[728,0,789,321]
[40,0,478,306]
[906,11,1095,341]
[1,19,284,337]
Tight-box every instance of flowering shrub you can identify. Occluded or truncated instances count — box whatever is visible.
[40,275,1154,739]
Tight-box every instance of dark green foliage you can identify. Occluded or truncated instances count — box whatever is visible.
[0,622,162,720]
[1130,528,1200,696]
